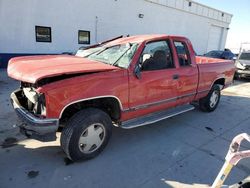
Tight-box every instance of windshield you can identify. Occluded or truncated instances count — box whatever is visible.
[87,43,139,68]
[205,51,223,58]
[76,46,104,58]
[239,53,250,60]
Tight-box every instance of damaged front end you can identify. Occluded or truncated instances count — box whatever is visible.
[21,83,46,116]
[11,82,59,142]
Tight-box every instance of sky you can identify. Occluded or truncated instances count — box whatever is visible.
[195,0,250,52]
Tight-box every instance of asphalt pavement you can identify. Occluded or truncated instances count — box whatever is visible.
[0,69,250,188]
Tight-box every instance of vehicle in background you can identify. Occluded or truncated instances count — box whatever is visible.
[62,52,74,55]
[204,50,236,60]
[235,51,250,79]
[239,42,250,54]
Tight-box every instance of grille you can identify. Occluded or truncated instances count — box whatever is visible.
[245,65,250,70]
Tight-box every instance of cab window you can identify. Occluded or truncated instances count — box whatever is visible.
[140,41,174,71]
[174,41,191,66]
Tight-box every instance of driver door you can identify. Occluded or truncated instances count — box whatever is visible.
[128,40,179,118]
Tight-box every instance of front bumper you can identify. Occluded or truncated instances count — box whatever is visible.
[236,69,250,78]
[10,90,59,142]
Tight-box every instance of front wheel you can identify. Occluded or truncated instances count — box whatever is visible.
[199,84,221,112]
[60,108,113,161]
[234,72,241,80]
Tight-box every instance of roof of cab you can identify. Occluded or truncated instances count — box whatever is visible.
[106,34,187,45]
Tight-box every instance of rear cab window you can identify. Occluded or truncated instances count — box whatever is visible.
[239,52,250,60]
[174,41,191,67]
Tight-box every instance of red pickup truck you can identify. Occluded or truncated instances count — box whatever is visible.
[8,35,235,161]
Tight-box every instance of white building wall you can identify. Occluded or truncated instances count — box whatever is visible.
[0,0,232,55]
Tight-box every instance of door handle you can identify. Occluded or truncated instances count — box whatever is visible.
[173,74,179,80]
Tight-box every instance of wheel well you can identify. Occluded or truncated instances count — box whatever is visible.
[213,78,225,87]
[59,97,121,125]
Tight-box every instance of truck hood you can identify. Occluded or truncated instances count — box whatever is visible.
[238,59,250,66]
[8,55,120,83]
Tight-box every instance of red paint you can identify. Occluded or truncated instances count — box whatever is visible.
[8,55,119,83]
[7,35,235,122]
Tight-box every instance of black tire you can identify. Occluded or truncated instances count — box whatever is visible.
[199,84,221,112]
[60,108,113,161]
[234,72,241,80]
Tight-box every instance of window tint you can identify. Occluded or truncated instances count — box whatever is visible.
[222,51,230,59]
[78,30,90,44]
[239,53,250,60]
[207,51,223,58]
[174,41,191,66]
[140,41,174,71]
[35,26,51,43]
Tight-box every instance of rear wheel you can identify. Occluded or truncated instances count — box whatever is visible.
[234,72,241,80]
[60,108,113,161]
[199,84,221,112]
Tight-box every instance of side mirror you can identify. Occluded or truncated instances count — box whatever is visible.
[134,65,141,79]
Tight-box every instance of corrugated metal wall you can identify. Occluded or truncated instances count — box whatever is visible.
[146,0,232,23]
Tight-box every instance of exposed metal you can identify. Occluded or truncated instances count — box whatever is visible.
[11,92,59,128]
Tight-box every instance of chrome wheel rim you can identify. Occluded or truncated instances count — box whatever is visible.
[210,91,219,108]
[78,123,105,154]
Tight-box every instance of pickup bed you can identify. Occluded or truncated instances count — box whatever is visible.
[8,35,235,161]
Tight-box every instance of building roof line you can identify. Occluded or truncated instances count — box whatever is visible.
[145,0,232,24]
[191,0,233,17]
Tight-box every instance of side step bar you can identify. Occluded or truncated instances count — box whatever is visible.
[121,104,195,129]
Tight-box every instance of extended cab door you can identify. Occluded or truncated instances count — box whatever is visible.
[172,38,199,105]
[128,40,179,118]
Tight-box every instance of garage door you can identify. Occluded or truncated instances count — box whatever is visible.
[207,25,223,52]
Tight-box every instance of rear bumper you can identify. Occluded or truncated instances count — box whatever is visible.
[10,90,59,142]
[236,69,250,78]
